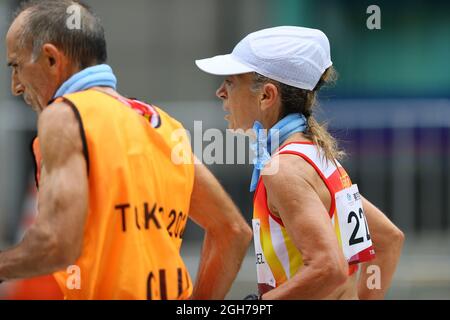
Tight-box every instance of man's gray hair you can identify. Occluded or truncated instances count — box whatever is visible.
[14,0,107,68]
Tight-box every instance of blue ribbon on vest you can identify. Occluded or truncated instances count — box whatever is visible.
[53,64,117,98]
[249,113,307,192]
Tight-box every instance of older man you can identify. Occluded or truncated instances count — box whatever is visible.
[0,0,251,299]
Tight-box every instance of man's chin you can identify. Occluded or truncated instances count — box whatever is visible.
[26,101,41,114]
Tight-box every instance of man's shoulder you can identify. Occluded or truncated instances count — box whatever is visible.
[40,100,78,127]
[38,101,82,149]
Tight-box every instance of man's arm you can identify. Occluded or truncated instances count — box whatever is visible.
[357,197,404,299]
[0,102,88,281]
[260,155,348,300]
[188,161,252,300]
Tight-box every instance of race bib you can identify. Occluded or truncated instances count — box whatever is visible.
[335,184,375,264]
[252,219,276,293]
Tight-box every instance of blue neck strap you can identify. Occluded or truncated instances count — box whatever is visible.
[250,113,307,192]
[53,64,117,98]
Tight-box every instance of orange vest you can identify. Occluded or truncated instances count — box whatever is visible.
[32,90,194,299]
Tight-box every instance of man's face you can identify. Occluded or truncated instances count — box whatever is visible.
[6,13,59,114]
[215,73,261,131]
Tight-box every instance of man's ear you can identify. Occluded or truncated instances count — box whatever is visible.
[41,43,61,69]
[260,83,279,111]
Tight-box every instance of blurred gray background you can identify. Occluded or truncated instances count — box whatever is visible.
[0,0,449,299]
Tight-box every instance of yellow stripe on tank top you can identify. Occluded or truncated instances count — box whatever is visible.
[279,225,304,279]
[333,211,343,250]
[256,201,288,284]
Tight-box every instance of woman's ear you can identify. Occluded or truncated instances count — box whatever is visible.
[260,83,279,111]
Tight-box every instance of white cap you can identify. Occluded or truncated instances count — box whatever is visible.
[196,26,332,91]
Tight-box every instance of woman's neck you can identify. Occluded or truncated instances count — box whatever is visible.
[274,132,311,152]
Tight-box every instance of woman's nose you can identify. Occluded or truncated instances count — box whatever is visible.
[216,82,227,100]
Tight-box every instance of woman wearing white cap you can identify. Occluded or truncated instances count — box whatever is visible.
[196,26,404,299]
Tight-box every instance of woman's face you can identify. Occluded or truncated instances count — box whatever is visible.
[215,73,261,131]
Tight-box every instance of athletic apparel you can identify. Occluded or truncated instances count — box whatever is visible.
[32,89,194,299]
[252,142,375,295]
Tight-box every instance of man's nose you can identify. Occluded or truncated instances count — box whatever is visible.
[216,82,227,100]
[11,74,24,96]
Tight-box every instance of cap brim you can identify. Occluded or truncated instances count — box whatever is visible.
[195,54,254,75]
